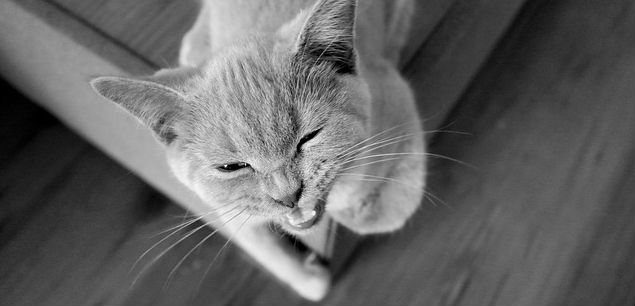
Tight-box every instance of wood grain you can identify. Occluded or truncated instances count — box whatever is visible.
[48,0,457,70]
[0,0,633,305]
[405,0,528,131]
[0,0,211,237]
[323,0,634,305]
[49,0,200,68]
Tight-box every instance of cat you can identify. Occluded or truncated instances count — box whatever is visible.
[90,0,426,301]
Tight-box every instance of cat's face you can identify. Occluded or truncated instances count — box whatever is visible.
[92,0,366,233]
[169,44,369,233]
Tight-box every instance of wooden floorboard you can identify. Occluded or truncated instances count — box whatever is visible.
[323,0,634,305]
[49,0,199,68]
[48,0,456,70]
[404,0,527,130]
[1,0,633,306]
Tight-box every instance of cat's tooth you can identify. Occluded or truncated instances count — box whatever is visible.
[306,209,317,219]
[286,208,318,228]
[300,209,317,222]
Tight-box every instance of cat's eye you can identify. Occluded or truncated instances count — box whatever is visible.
[297,128,322,151]
[217,162,250,172]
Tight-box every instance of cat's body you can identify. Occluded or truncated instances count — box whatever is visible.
[92,0,425,300]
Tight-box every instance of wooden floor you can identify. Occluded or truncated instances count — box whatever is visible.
[1,0,633,305]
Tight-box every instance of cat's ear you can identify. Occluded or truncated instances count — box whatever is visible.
[90,76,186,145]
[296,0,357,74]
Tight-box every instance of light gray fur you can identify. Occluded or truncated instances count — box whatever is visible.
[91,0,424,301]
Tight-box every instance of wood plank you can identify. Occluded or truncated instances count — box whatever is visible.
[321,0,634,305]
[405,0,528,131]
[0,82,59,169]
[0,0,209,230]
[49,0,199,68]
[49,0,456,69]
[400,0,457,67]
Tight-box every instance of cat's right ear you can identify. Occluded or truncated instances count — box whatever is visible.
[296,0,357,74]
[90,76,186,145]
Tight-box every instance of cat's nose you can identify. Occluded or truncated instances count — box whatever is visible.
[267,167,302,208]
[274,188,302,208]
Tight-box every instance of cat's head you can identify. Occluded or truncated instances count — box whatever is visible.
[91,0,368,234]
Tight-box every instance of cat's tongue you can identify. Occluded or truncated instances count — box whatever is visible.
[285,208,318,229]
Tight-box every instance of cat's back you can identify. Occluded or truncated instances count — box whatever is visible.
[205,0,313,53]
[204,0,413,62]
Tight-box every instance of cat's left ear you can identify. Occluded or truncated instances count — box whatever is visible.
[296,0,357,74]
[90,76,186,145]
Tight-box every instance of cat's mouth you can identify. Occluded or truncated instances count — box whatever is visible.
[284,201,324,230]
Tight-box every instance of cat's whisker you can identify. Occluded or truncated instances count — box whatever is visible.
[339,131,429,158]
[131,213,217,274]
[145,201,238,241]
[424,129,472,136]
[336,173,451,209]
[130,206,241,284]
[131,223,210,286]
[189,200,243,215]
[196,214,252,293]
[335,138,405,167]
[422,192,438,207]
[336,173,417,187]
[175,210,199,233]
[338,132,410,159]
[338,157,402,172]
[339,126,470,162]
[339,152,424,165]
[426,152,474,168]
[336,176,396,185]
[149,201,238,239]
[163,207,247,289]
[336,120,421,157]
[340,152,474,169]
[337,133,473,170]
[337,131,422,161]
[436,118,460,133]
[164,209,195,220]
[422,188,452,209]
[147,212,210,240]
